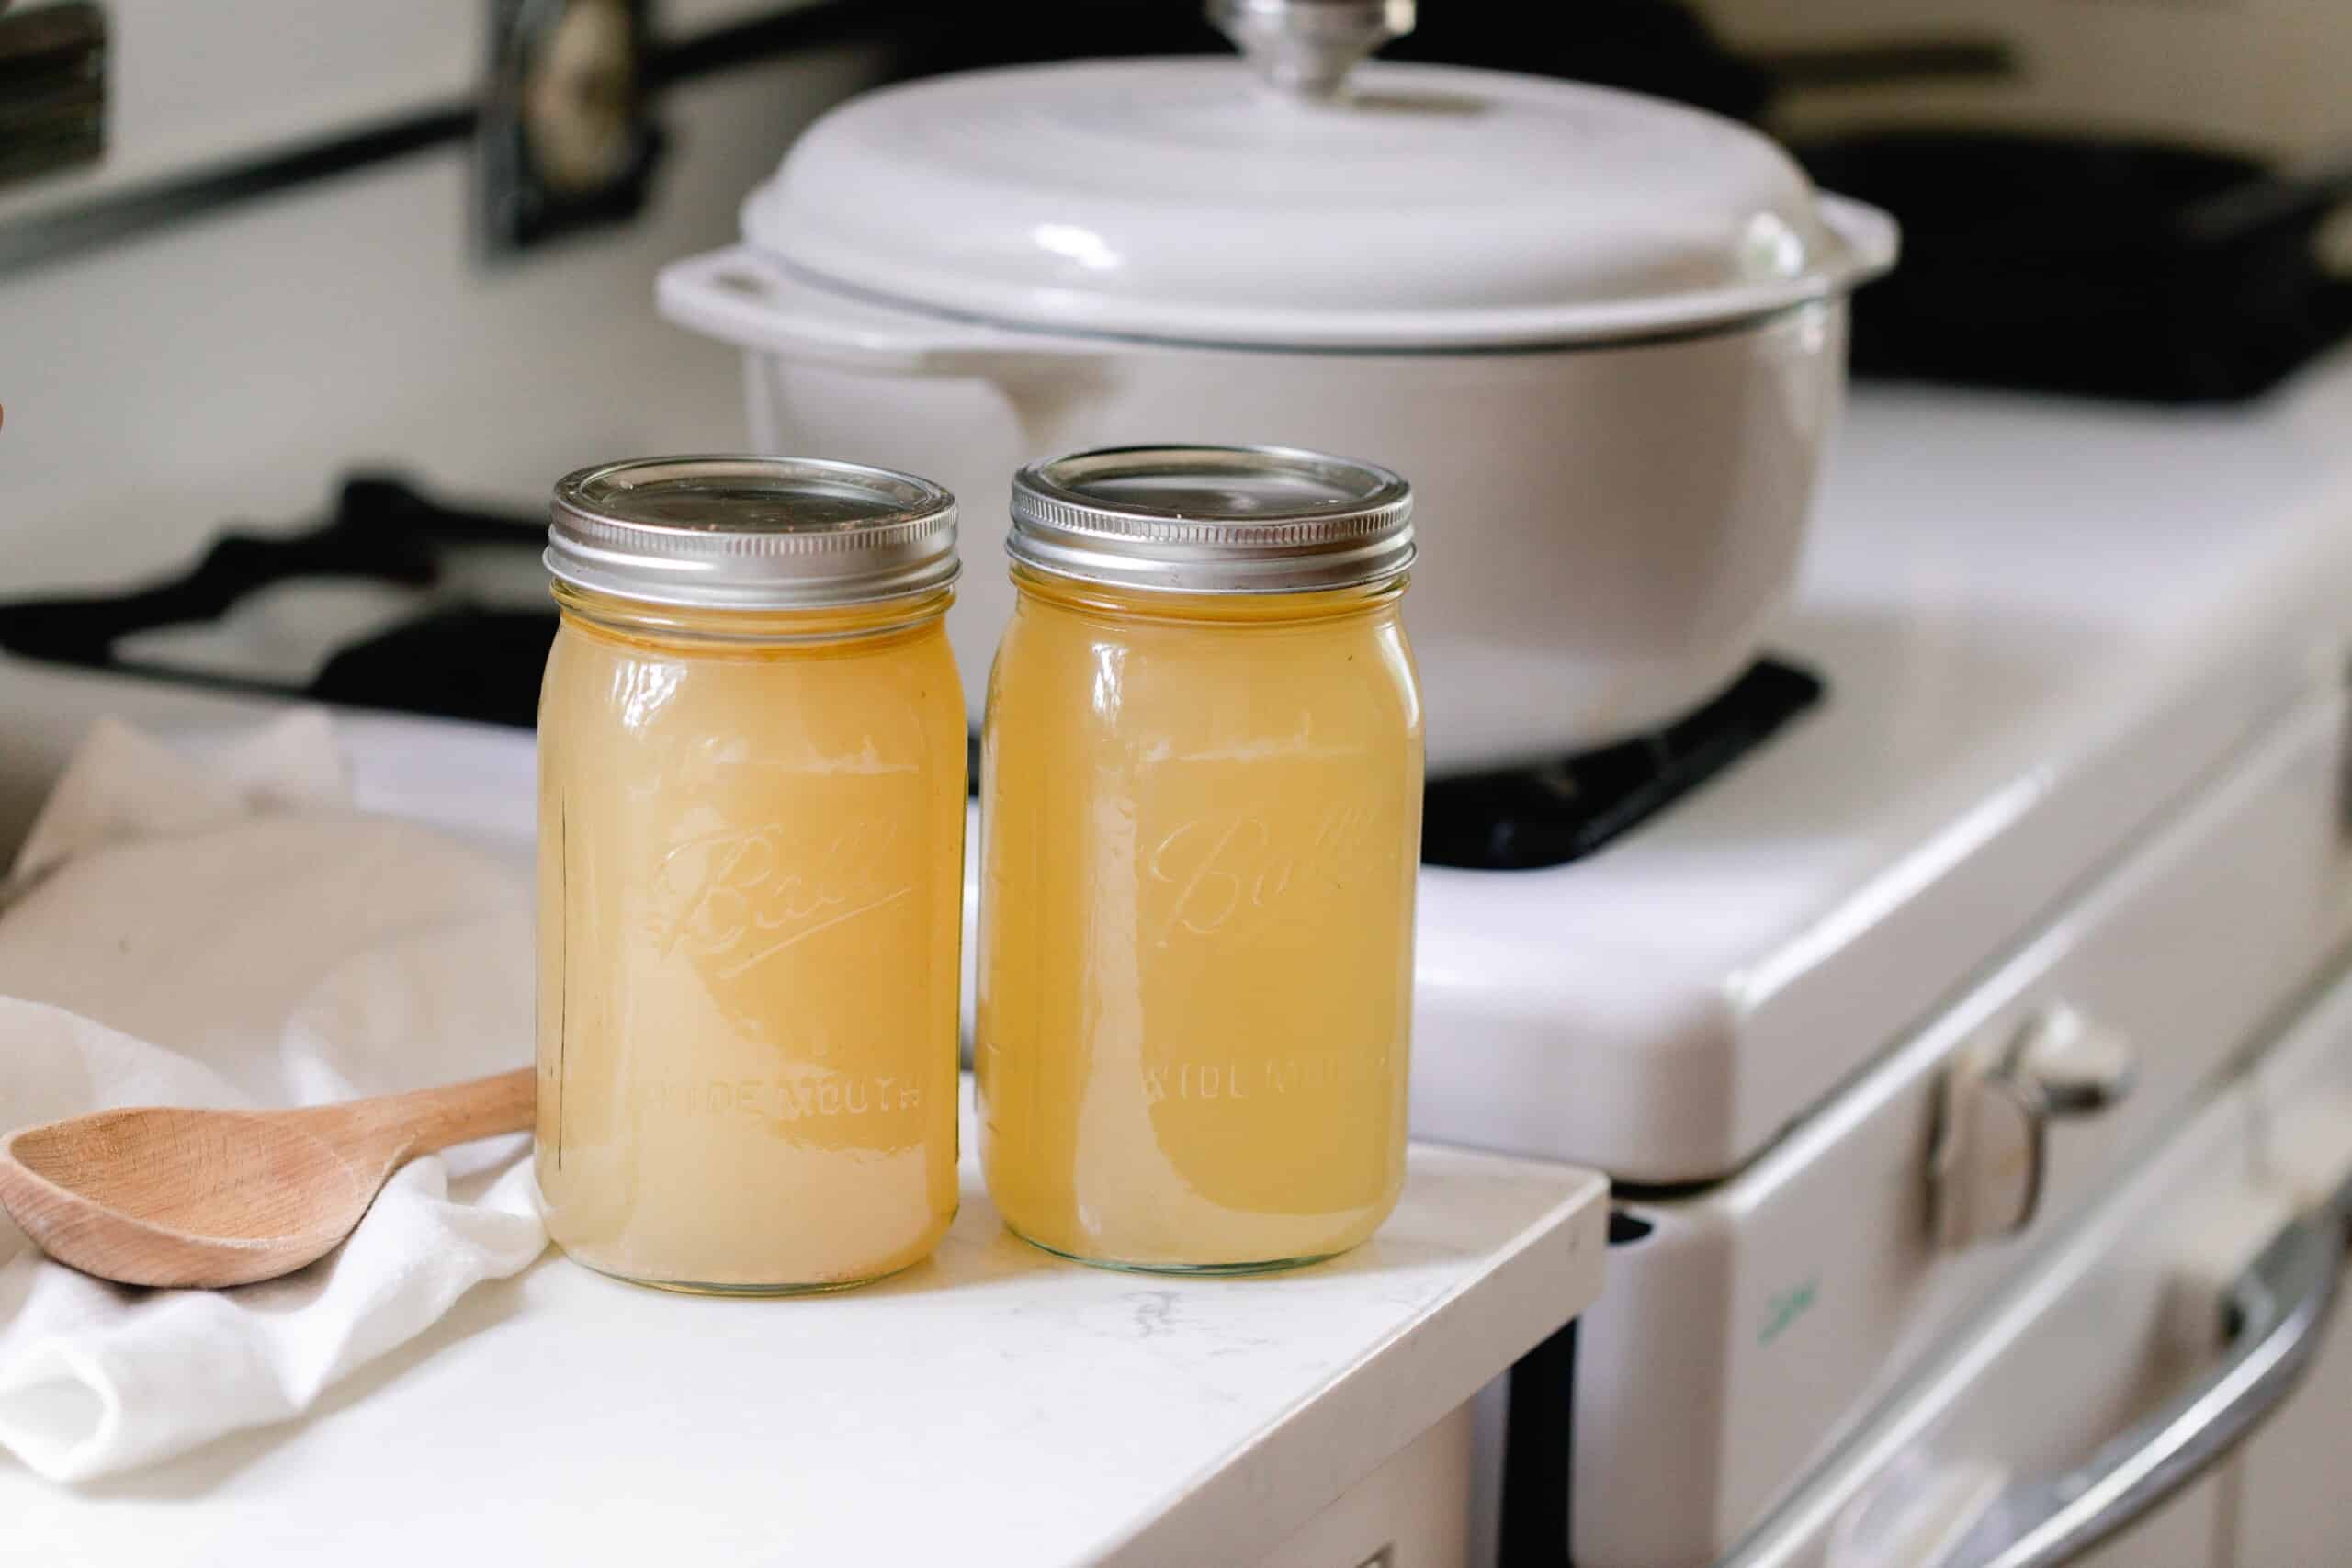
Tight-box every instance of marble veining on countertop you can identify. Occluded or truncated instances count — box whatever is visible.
[0,1077,1606,1568]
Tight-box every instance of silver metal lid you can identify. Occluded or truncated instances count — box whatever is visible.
[1008,445,1414,595]
[547,455,957,609]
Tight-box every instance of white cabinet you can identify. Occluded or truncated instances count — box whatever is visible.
[1259,1404,1475,1568]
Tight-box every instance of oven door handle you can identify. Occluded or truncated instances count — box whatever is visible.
[1943,1176,2350,1568]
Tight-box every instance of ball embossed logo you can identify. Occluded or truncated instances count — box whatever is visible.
[658,818,914,978]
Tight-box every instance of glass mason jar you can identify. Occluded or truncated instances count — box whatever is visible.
[977,445,1423,1273]
[536,457,966,1293]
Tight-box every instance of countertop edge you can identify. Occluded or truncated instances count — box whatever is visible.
[1099,1165,1610,1568]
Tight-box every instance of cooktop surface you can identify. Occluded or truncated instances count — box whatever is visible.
[0,475,1831,875]
[7,364,2352,1185]
[1410,357,2352,1179]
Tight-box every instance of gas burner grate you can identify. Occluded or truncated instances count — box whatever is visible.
[5,475,1818,867]
[1420,659,1823,872]
[0,475,555,728]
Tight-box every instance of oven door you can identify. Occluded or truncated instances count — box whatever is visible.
[1717,959,2352,1568]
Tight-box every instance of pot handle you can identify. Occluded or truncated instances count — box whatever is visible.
[1815,193,1903,292]
[656,246,1106,377]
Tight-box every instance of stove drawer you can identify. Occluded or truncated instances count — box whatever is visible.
[2229,963,2352,1567]
[1718,956,2352,1568]
[1565,683,2352,1568]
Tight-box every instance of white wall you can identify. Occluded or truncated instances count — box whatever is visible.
[0,22,880,594]
[0,4,486,225]
[0,0,798,226]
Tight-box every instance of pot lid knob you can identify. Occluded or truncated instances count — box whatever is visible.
[1207,0,1415,99]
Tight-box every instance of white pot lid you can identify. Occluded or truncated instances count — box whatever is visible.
[741,37,1895,351]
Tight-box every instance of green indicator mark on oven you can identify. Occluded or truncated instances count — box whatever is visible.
[1760,1277,1818,1347]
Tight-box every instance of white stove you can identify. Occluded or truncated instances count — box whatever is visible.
[6,362,2352,1568]
[1418,375,2352,1184]
[1423,362,2352,1567]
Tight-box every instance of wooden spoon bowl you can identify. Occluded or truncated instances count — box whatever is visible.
[0,1069,535,1289]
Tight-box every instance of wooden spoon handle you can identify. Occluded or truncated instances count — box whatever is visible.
[296,1068,537,1167]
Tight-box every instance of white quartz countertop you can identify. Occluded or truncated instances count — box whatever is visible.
[0,1078,1606,1568]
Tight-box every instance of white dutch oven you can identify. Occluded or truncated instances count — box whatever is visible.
[658,0,1896,772]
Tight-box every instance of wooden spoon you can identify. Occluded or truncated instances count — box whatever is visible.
[0,1068,535,1289]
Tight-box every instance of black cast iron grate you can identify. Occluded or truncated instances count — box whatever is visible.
[0,475,1822,872]
[1419,659,1823,872]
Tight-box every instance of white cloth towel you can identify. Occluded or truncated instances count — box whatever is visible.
[0,713,547,1482]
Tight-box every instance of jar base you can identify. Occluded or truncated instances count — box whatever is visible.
[1006,1224,1352,1277]
[558,1246,924,1297]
